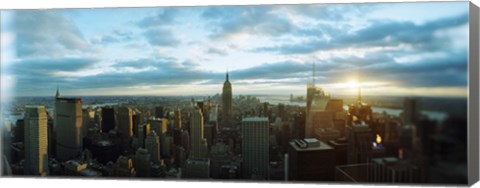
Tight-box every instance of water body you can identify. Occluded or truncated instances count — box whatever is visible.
[257,95,448,123]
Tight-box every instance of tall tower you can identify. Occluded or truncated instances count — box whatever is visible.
[241,117,269,179]
[145,131,161,164]
[306,62,316,114]
[55,89,83,162]
[24,105,49,176]
[117,107,133,150]
[190,107,208,159]
[221,71,233,128]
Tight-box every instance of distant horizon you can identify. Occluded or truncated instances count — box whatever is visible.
[11,92,468,99]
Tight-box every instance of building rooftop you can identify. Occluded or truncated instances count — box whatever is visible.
[57,97,82,102]
[242,117,269,122]
[290,138,333,151]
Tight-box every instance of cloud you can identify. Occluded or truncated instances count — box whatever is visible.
[254,13,468,55]
[11,57,98,78]
[136,9,178,28]
[358,50,467,87]
[91,30,136,45]
[13,10,90,57]
[201,6,293,38]
[143,27,180,47]
[206,47,228,56]
[9,57,99,94]
[230,61,311,80]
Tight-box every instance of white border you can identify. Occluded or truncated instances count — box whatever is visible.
[0,0,474,9]
[1,1,479,188]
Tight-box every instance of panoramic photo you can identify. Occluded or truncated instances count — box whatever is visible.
[0,2,469,185]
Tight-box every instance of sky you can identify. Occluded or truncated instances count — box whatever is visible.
[0,2,470,99]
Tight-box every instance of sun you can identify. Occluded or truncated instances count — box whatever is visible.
[345,79,360,89]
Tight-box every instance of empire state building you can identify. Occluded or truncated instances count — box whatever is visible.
[222,71,233,128]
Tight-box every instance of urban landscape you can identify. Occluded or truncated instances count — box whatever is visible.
[0,2,469,185]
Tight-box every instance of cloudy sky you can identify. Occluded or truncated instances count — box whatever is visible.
[0,2,469,99]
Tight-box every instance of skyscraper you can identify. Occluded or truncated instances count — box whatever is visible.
[113,156,136,177]
[145,131,161,164]
[101,107,115,133]
[55,89,83,161]
[288,138,335,181]
[117,107,133,150]
[183,107,210,179]
[174,109,182,130]
[305,86,331,138]
[221,71,233,128]
[403,98,419,125]
[190,107,208,159]
[24,105,49,176]
[135,148,151,177]
[241,117,269,179]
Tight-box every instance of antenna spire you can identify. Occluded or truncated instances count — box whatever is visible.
[312,60,316,86]
[226,68,229,81]
[357,75,362,104]
[55,85,60,99]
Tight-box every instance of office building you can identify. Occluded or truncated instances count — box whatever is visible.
[160,135,173,158]
[403,98,419,125]
[24,105,49,176]
[145,131,161,164]
[190,107,208,159]
[204,123,217,148]
[117,107,133,150]
[135,148,151,177]
[136,123,151,148]
[101,107,115,133]
[55,90,83,161]
[155,106,164,119]
[3,119,12,166]
[347,124,374,164]
[183,158,210,179]
[82,107,94,140]
[288,138,335,181]
[305,85,331,138]
[329,138,348,166]
[132,109,144,136]
[208,104,219,126]
[113,156,136,177]
[209,142,232,179]
[241,117,269,179]
[174,109,182,129]
[369,157,424,183]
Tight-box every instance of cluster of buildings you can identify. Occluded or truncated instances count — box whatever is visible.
[0,68,466,184]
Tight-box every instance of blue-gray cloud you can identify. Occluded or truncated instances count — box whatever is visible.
[91,30,136,45]
[143,27,180,47]
[254,13,468,54]
[10,57,99,94]
[201,6,293,38]
[13,10,90,57]
[137,9,179,28]
[206,47,228,56]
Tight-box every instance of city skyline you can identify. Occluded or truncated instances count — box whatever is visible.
[0,2,469,100]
